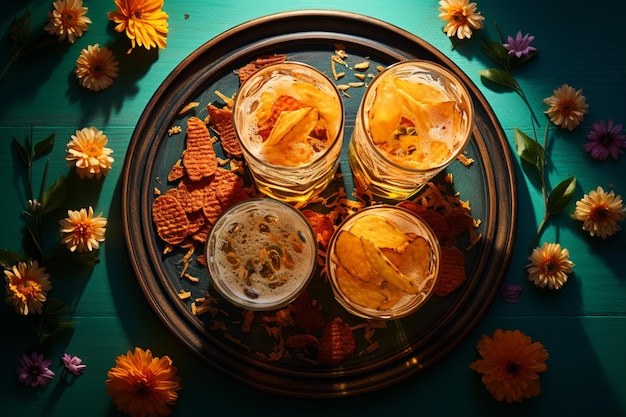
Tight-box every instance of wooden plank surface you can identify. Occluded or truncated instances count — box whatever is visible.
[1,0,625,416]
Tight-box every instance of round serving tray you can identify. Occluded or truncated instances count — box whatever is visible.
[121,10,516,398]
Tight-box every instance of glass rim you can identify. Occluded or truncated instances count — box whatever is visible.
[233,60,346,171]
[358,59,475,173]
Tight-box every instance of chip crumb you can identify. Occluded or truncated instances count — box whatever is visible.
[154,187,161,195]
[354,61,370,71]
[178,289,192,300]
[168,125,182,136]
[354,73,366,81]
[445,173,453,184]
[178,102,200,115]
[457,153,474,167]
[348,82,364,88]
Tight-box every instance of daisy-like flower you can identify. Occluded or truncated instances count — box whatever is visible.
[59,206,107,252]
[106,347,181,417]
[438,0,485,40]
[583,119,626,161]
[16,352,56,388]
[526,242,574,289]
[74,44,120,92]
[61,353,87,376]
[107,0,169,54]
[4,260,52,315]
[44,0,92,43]
[65,126,115,179]
[572,186,625,239]
[469,329,549,403]
[503,31,537,58]
[543,84,589,131]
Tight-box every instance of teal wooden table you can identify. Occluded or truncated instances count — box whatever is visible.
[1,1,625,416]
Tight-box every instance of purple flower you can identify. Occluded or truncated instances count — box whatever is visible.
[501,284,524,303]
[61,353,87,376]
[503,31,537,58]
[16,352,55,388]
[583,119,626,161]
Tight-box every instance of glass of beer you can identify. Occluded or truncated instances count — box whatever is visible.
[348,60,474,200]
[233,61,344,203]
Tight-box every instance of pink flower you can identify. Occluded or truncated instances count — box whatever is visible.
[503,31,537,58]
[16,352,55,388]
[583,119,626,161]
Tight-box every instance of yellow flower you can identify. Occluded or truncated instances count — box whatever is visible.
[106,348,181,417]
[65,126,114,179]
[74,44,120,92]
[526,242,574,289]
[4,260,52,315]
[44,0,92,43]
[438,0,485,39]
[107,0,169,54]
[543,84,589,131]
[572,186,625,239]
[59,207,107,253]
[469,329,548,403]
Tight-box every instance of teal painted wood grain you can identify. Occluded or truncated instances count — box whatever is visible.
[1,0,626,416]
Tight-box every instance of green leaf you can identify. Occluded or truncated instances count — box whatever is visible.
[510,50,540,69]
[479,38,510,68]
[41,321,78,341]
[40,175,67,215]
[43,297,67,316]
[547,176,577,215]
[12,137,31,166]
[514,128,545,176]
[478,68,517,90]
[0,249,27,270]
[34,133,55,157]
[8,10,31,50]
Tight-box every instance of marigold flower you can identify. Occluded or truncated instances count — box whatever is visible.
[526,242,574,289]
[438,0,485,40]
[572,186,625,239]
[44,0,92,43]
[107,0,169,54]
[583,119,626,161]
[106,347,181,417]
[4,260,52,315]
[59,206,107,252]
[16,352,56,388]
[543,84,589,131]
[503,31,537,58]
[469,329,548,403]
[74,44,120,92]
[62,353,87,376]
[65,126,114,179]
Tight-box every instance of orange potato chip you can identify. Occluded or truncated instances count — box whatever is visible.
[152,193,190,245]
[202,186,222,226]
[207,104,242,157]
[185,209,206,235]
[167,159,185,182]
[434,245,466,297]
[301,210,335,247]
[176,176,214,213]
[237,53,287,84]
[213,168,248,210]
[183,117,217,181]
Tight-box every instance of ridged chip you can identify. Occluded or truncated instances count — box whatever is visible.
[183,117,217,181]
[185,209,206,235]
[214,168,247,210]
[202,187,222,226]
[152,193,190,245]
[176,176,214,213]
[433,245,466,297]
[257,95,307,141]
[167,159,185,182]
[208,104,242,156]
[238,53,287,84]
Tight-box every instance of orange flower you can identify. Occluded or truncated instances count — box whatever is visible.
[59,207,107,253]
[106,348,181,417]
[438,0,485,39]
[74,44,119,92]
[65,126,115,179]
[4,260,52,315]
[572,186,625,239]
[469,329,548,403]
[107,0,169,53]
[543,84,589,131]
[44,0,92,44]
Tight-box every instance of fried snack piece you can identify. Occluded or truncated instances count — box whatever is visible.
[238,53,287,84]
[334,262,388,310]
[152,193,190,245]
[167,159,185,182]
[214,167,247,210]
[317,318,356,366]
[301,210,335,247]
[183,117,217,181]
[360,237,420,294]
[207,104,242,156]
[334,230,383,286]
[434,245,466,297]
[292,291,325,333]
[176,176,214,213]
[348,213,412,251]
